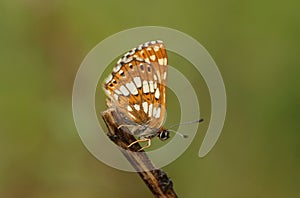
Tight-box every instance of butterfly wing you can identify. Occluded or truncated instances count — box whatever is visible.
[133,41,168,129]
[103,40,168,131]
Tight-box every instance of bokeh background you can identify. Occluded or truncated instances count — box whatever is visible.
[1,0,299,197]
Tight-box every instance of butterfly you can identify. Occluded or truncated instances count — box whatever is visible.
[103,40,170,151]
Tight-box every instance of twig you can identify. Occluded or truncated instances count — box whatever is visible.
[102,109,178,198]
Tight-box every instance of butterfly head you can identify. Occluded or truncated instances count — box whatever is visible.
[157,127,189,141]
[158,127,170,141]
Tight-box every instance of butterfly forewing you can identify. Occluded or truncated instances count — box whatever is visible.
[103,40,168,136]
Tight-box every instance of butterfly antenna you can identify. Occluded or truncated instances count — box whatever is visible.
[168,118,204,129]
[167,129,189,138]
[167,118,204,139]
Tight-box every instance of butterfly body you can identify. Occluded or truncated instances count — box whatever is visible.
[103,40,169,150]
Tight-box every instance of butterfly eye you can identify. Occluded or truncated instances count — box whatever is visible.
[158,130,170,141]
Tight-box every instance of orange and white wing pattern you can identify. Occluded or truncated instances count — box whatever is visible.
[103,40,168,135]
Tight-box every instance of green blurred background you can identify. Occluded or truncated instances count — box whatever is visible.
[1,0,299,197]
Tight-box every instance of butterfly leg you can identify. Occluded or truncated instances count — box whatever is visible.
[118,124,132,129]
[127,138,151,151]
[138,139,151,151]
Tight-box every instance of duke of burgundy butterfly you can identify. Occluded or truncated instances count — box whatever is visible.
[103,40,203,151]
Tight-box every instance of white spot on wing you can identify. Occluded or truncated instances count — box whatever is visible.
[164,57,167,65]
[127,106,133,111]
[104,89,111,96]
[114,94,118,100]
[124,57,133,63]
[158,58,164,65]
[128,112,136,119]
[113,64,122,73]
[149,104,153,117]
[126,81,138,95]
[155,88,160,99]
[156,71,161,81]
[105,74,113,84]
[119,85,129,96]
[143,80,149,93]
[134,77,142,88]
[149,81,154,93]
[136,57,144,62]
[153,107,157,117]
[154,46,159,52]
[114,89,122,95]
[144,57,150,63]
[150,55,156,61]
[129,48,136,55]
[134,104,140,111]
[163,71,167,80]
[142,102,148,113]
[154,107,161,118]
[123,52,130,58]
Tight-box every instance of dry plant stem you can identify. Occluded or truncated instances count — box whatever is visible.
[102,109,178,198]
